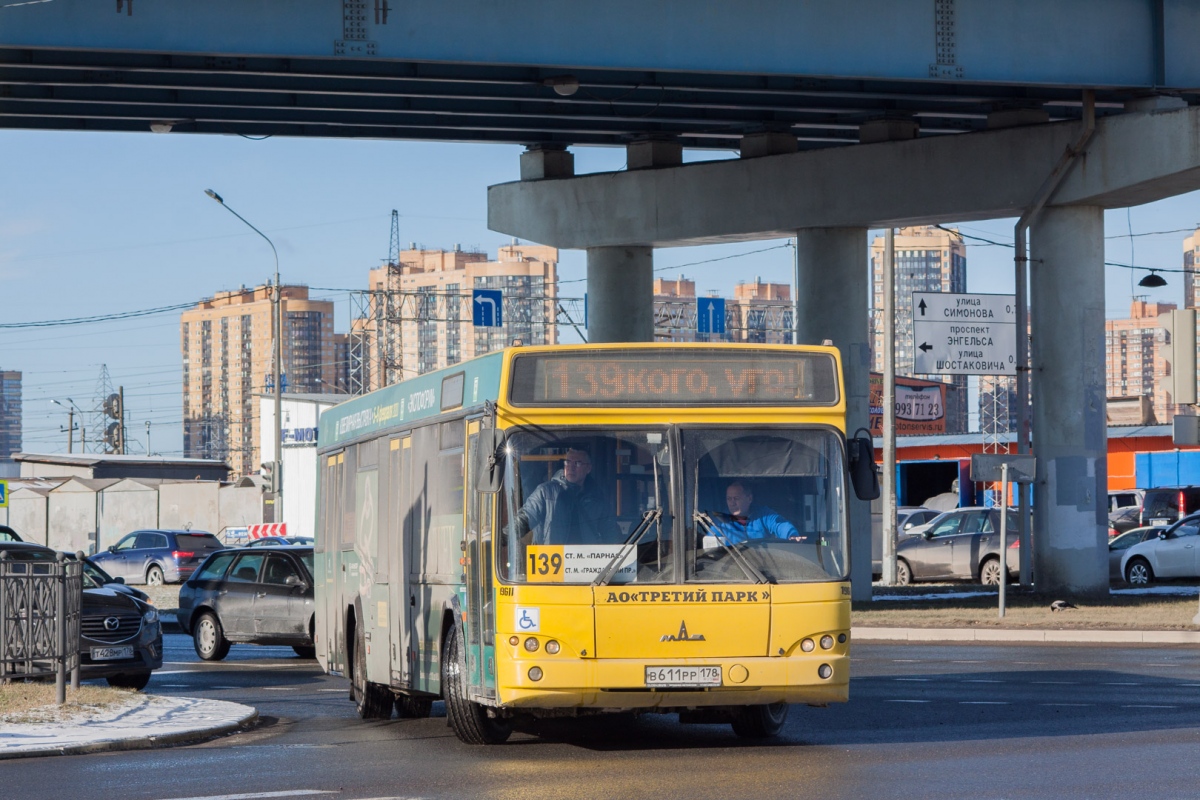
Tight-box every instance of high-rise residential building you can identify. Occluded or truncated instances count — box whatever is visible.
[652,275,793,344]
[357,244,558,388]
[0,370,21,459]
[182,285,338,477]
[1105,298,1175,424]
[870,226,969,434]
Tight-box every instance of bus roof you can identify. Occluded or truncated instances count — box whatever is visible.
[318,343,843,449]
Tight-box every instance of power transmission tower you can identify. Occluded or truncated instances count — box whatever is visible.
[89,364,116,454]
[388,209,400,270]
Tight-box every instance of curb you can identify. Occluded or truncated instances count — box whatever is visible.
[0,700,259,761]
[852,627,1200,644]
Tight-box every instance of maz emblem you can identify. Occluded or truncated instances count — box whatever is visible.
[660,621,706,642]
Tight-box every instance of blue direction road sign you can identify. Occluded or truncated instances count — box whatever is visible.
[697,297,726,335]
[473,289,503,327]
[0,480,8,508]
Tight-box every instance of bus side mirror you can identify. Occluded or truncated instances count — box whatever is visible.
[847,433,880,501]
[476,428,506,494]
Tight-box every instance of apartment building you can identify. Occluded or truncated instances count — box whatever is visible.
[1105,298,1175,424]
[356,244,558,388]
[182,285,338,476]
[870,226,969,434]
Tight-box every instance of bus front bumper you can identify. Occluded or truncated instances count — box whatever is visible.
[495,653,848,710]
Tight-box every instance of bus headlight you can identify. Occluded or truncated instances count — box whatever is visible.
[545,640,560,655]
[819,635,834,650]
[800,638,815,652]
[524,637,540,652]
[528,666,543,681]
[509,636,520,646]
[818,664,833,679]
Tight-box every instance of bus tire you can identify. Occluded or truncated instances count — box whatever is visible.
[395,694,433,719]
[730,702,789,739]
[353,628,393,719]
[442,624,512,744]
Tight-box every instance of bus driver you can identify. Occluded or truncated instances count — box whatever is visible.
[517,447,622,546]
[713,480,807,544]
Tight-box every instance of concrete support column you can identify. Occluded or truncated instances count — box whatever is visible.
[586,246,654,343]
[1029,205,1108,596]
[794,228,871,601]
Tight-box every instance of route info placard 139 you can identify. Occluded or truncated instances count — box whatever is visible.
[911,292,1016,376]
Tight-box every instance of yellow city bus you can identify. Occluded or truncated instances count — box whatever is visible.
[314,343,878,744]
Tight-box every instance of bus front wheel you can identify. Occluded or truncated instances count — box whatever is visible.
[442,625,512,744]
[730,702,789,738]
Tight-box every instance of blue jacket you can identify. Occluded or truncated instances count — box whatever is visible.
[711,505,800,544]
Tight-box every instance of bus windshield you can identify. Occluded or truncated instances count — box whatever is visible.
[683,427,848,583]
[498,425,848,585]
[500,427,673,585]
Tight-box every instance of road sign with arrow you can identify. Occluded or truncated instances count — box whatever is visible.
[697,297,726,335]
[472,289,503,328]
[911,291,1016,376]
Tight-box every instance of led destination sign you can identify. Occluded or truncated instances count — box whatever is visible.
[509,350,838,407]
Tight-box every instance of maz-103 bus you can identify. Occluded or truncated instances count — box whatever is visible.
[314,343,878,744]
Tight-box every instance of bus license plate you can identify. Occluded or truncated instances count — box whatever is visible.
[645,666,722,688]
[90,646,134,661]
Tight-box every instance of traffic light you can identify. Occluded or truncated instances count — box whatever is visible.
[102,389,125,454]
[1159,309,1197,406]
[262,460,281,493]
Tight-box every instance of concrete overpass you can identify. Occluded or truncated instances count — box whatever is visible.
[6,0,1200,597]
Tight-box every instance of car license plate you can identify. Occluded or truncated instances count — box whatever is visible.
[90,646,134,661]
[645,666,722,688]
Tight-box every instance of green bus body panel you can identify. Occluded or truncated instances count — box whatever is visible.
[319,352,504,449]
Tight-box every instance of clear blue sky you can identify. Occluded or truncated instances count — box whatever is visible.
[1,129,1194,456]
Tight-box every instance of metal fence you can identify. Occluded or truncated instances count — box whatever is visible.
[0,551,81,702]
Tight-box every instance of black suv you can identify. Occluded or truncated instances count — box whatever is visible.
[1140,486,1200,527]
[177,547,316,661]
[1,542,162,689]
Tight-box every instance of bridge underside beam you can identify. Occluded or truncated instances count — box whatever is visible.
[489,105,1200,248]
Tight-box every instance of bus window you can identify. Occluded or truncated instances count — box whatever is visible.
[682,428,848,584]
[499,428,672,585]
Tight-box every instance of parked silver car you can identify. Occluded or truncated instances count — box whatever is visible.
[1120,513,1200,585]
[893,506,1020,585]
[1108,527,1159,582]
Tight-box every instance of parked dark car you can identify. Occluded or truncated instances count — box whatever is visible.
[894,507,1020,585]
[177,546,316,661]
[246,536,314,547]
[1,542,162,689]
[1108,527,1160,582]
[1140,486,1200,527]
[90,529,225,585]
[0,524,22,542]
[1109,505,1143,536]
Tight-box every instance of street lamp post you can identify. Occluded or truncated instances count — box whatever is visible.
[205,189,284,521]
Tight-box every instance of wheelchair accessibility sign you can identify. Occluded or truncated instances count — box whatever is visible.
[0,480,7,508]
[515,607,540,633]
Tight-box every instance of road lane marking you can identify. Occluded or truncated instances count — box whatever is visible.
[318,689,345,693]
[884,699,930,703]
[1042,703,1091,707]
[1104,682,1141,686]
[1121,704,1175,709]
[155,792,337,800]
[962,679,1002,683]
[893,678,931,682]
[260,687,296,691]
[960,701,1009,705]
[951,660,984,663]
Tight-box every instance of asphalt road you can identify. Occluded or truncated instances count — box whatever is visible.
[5,634,1200,800]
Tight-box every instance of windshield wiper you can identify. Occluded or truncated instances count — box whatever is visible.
[694,511,771,584]
[593,509,661,586]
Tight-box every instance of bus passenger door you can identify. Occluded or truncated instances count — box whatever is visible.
[465,421,498,702]
[321,452,345,673]
[388,436,415,687]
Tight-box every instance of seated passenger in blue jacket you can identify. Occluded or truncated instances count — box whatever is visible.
[517,447,622,546]
[711,480,807,544]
